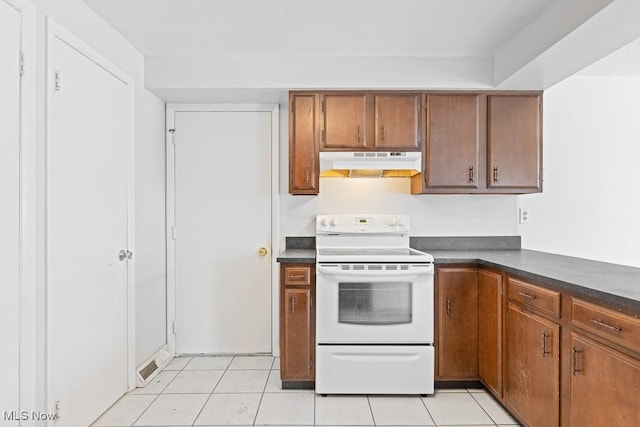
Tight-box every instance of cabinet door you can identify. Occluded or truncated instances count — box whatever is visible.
[437,267,479,379]
[487,94,541,190]
[478,269,503,397]
[281,286,314,381]
[321,94,370,150]
[289,94,319,194]
[570,333,640,427]
[506,303,559,427]
[374,93,421,150]
[425,94,481,188]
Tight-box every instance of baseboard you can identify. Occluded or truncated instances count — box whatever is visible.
[136,345,172,387]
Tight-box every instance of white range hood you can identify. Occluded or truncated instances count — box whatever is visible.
[319,151,422,178]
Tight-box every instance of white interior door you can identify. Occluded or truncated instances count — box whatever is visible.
[48,32,131,427]
[0,0,22,418]
[173,109,272,354]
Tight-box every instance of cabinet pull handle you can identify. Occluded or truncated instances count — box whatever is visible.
[291,296,296,316]
[381,126,386,142]
[572,347,582,375]
[541,331,550,357]
[518,291,536,300]
[304,167,310,184]
[591,319,622,334]
[493,166,499,183]
[288,274,306,281]
[356,125,361,143]
[468,166,474,183]
[446,297,452,317]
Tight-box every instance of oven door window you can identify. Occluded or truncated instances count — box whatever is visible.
[338,282,412,325]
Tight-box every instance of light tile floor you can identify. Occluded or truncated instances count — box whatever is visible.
[92,356,521,427]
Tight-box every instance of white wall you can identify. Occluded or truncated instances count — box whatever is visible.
[27,0,167,411]
[518,75,640,267]
[278,106,519,241]
[134,91,167,365]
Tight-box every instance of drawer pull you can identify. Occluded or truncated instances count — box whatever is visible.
[518,291,537,300]
[591,319,622,334]
[288,274,306,281]
[572,347,582,375]
[541,331,550,357]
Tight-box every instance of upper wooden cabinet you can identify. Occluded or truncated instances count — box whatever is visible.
[289,93,319,195]
[422,94,481,189]
[487,94,542,191]
[412,91,542,194]
[289,90,542,195]
[319,92,422,151]
[321,93,371,150]
[373,94,422,150]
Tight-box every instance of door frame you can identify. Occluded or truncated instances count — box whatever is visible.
[2,0,36,418]
[165,104,280,357]
[45,18,137,413]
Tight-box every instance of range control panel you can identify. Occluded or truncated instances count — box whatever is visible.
[316,214,410,234]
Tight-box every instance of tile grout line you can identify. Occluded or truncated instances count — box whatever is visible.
[469,389,517,426]
[366,395,377,426]
[418,392,437,426]
[124,356,194,427]
[189,356,234,426]
[251,356,272,426]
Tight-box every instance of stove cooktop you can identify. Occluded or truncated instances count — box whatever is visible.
[316,247,433,263]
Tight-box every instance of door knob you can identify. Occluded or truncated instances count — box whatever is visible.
[258,247,269,257]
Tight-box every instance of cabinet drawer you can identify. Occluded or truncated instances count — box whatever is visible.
[508,277,561,318]
[284,266,312,285]
[572,298,640,354]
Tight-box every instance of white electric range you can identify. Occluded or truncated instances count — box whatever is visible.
[315,214,435,395]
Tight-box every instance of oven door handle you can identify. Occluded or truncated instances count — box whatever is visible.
[317,265,433,277]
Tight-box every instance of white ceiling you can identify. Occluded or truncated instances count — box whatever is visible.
[83,0,554,58]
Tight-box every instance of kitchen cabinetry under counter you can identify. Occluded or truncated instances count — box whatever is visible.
[569,298,640,426]
[478,268,504,398]
[435,266,479,381]
[279,264,315,388]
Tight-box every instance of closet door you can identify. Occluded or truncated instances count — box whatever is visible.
[0,1,22,418]
[48,26,132,427]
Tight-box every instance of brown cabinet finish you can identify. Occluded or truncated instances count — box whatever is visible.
[373,93,422,150]
[569,333,640,427]
[321,93,371,150]
[436,266,479,380]
[478,268,503,397]
[289,94,319,194]
[508,276,561,319]
[423,94,481,189]
[487,94,542,190]
[506,303,560,427]
[572,298,640,354]
[280,264,315,383]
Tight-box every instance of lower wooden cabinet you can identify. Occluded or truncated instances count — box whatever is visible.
[569,333,640,426]
[280,264,315,385]
[436,266,479,380]
[505,303,560,427]
[478,268,503,397]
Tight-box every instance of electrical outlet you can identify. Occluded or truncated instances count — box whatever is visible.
[519,208,531,224]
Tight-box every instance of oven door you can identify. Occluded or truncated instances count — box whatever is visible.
[316,264,434,343]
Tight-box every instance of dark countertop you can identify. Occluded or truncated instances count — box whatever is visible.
[276,249,316,264]
[277,248,640,311]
